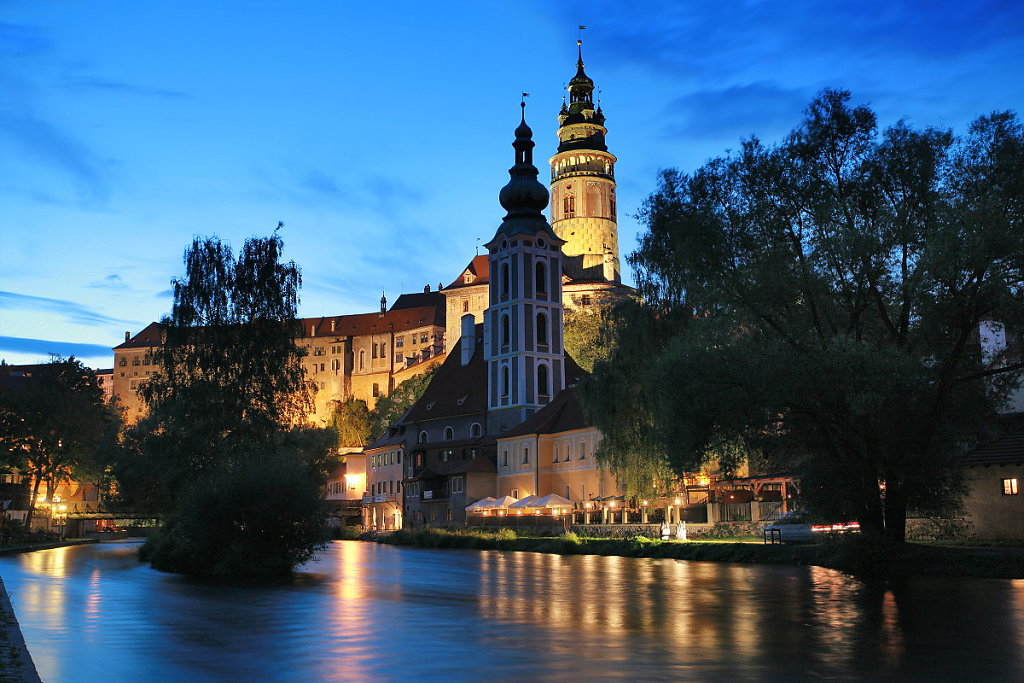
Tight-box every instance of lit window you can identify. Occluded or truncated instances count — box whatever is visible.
[1003,478,1019,495]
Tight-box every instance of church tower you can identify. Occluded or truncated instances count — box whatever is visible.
[484,103,568,428]
[549,40,620,284]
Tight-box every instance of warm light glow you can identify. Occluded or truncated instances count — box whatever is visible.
[642,500,649,506]
[608,500,616,508]
[584,502,592,509]
[673,498,681,506]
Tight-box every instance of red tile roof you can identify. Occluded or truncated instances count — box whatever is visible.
[297,305,444,338]
[114,322,166,350]
[444,255,490,290]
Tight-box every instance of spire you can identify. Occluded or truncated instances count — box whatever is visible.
[492,101,557,240]
[557,38,606,153]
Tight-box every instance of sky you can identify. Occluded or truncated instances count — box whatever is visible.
[2,0,1022,368]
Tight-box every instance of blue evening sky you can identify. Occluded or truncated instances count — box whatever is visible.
[2,1,1022,367]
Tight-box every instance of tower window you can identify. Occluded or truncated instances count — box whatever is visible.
[536,312,548,347]
[535,261,547,295]
[501,313,511,349]
[537,363,549,401]
[502,365,510,397]
[501,263,510,298]
[563,187,575,218]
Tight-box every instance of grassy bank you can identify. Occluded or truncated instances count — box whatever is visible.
[370,528,1024,581]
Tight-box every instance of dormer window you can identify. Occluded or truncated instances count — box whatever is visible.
[463,272,473,284]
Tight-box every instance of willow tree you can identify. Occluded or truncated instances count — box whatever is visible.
[584,91,1024,541]
[128,229,332,577]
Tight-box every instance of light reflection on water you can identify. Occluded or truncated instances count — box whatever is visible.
[1,541,1022,681]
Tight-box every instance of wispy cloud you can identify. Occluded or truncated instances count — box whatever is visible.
[0,336,113,363]
[87,274,129,292]
[262,167,425,215]
[665,83,812,138]
[0,291,130,327]
[0,110,108,204]
[59,76,190,99]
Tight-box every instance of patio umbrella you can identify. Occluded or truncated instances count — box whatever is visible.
[531,493,574,509]
[465,497,496,512]
[488,495,519,509]
[508,495,541,509]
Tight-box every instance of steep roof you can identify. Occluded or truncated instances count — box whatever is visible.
[390,291,445,311]
[964,430,1024,466]
[501,387,590,438]
[114,322,165,350]
[298,305,444,339]
[444,255,490,290]
[404,326,487,423]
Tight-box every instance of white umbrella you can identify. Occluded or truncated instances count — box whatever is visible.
[508,495,541,509]
[531,493,574,509]
[488,495,519,509]
[465,497,496,512]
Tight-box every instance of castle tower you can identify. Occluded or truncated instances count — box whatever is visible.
[484,103,568,427]
[549,40,620,284]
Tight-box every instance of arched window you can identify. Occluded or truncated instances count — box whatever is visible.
[418,431,428,444]
[502,365,510,397]
[536,312,548,346]
[563,185,575,217]
[501,313,511,348]
[443,426,454,441]
[535,261,547,295]
[470,423,482,438]
[537,363,549,400]
[501,263,510,297]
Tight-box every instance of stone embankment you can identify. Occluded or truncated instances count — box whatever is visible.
[0,577,41,683]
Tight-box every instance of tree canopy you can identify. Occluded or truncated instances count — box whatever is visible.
[0,358,120,529]
[123,231,333,576]
[367,366,439,441]
[583,90,1024,541]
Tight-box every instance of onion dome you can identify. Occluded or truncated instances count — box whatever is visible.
[492,103,559,241]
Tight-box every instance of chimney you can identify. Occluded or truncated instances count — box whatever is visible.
[124,331,130,342]
[330,318,336,332]
[380,292,387,317]
[424,284,430,293]
[460,314,475,366]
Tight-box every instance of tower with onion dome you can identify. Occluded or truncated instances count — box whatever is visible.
[549,40,620,286]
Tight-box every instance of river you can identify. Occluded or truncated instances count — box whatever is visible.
[1,541,1022,681]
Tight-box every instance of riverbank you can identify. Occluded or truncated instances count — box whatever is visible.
[371,528,1024,580]
[0,539,99,683]
[0,577,41,683]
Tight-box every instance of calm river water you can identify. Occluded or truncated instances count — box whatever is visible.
[1,541,1023,681]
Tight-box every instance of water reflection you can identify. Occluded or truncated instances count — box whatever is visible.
[1,542,1022,682]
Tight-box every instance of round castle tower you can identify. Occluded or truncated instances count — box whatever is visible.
[548,41,619,284]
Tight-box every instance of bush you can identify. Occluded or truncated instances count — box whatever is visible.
[141,452,329,578]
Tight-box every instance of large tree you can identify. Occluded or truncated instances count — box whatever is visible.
[584,91,1024,541]
[0,358,120,529]
[125,230,333,576]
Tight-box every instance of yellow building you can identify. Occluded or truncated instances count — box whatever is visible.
[495,388,619,505]
[112,291,446,424]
